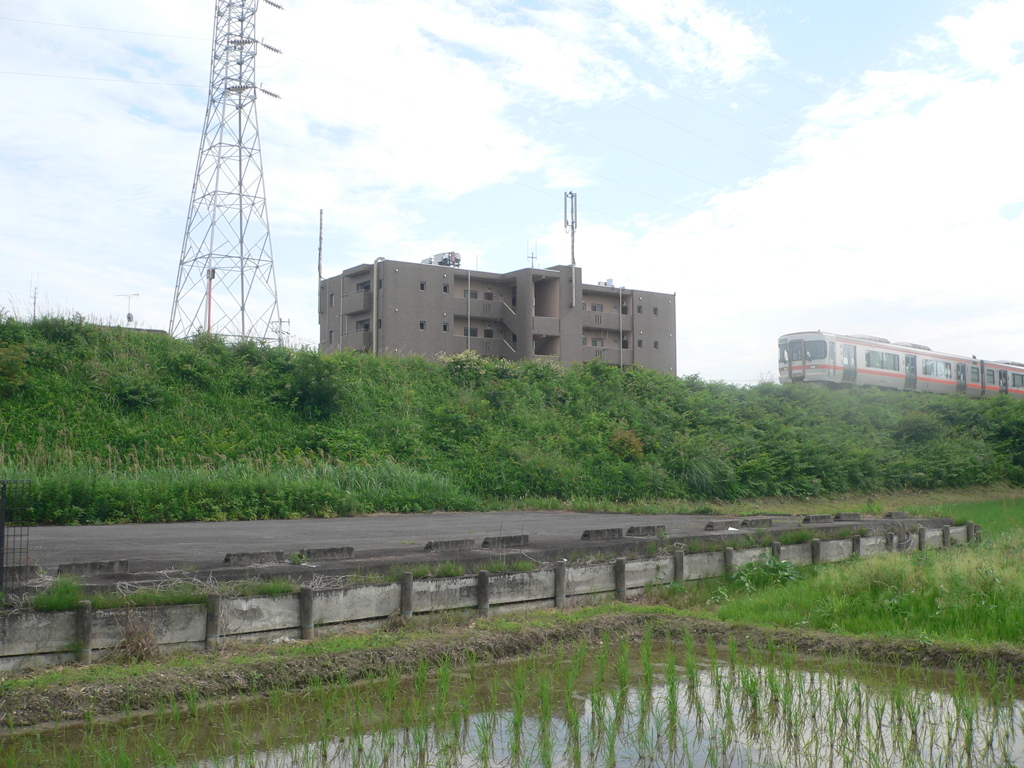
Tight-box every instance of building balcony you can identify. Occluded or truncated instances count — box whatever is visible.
[342,290,373,315]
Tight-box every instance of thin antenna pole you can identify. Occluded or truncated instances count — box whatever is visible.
[317,209,324,285]
[564,191,577,307]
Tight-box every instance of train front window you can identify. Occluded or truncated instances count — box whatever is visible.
[804,340,827,360]
[779,345,789,363]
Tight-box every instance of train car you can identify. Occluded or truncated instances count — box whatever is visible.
[778,331,1024,399]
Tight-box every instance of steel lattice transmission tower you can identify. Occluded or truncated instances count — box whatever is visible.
[170,0,284,343]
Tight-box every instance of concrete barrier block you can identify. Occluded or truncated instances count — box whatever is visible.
[819,539,853,563]
[626,525,665,537]
[566,562,616,596]
[950,526,968,544]
[860,535,888,556]
[704,520,741,531]
[922,529,944,549]
[802,514,832,524]
[581,528,623,540]
[779,543,813,566]
[412,575,478,612]
[740,517,773,528]
[683,551,725,580]
[223,551,286,565]
[481,534,528,549]
[885,511,910,519]
[0,651,77,673]
[423,539,475,553]
[489,570,556,605]
[0,610,77,656]
[314,583,401,625]
[57,560,128,577]
[221,594,301,637]
[834,513,861,521]
[733,547,770,569]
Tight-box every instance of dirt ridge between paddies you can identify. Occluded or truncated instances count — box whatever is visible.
[4,606,1024,733]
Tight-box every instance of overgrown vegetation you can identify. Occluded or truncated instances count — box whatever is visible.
[4,315,1024,524]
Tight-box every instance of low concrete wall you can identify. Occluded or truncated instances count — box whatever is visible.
[0,526,972,672]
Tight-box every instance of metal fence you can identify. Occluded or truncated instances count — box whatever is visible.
[1,479,30,597]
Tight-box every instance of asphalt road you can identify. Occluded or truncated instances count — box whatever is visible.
[17,509,927,578]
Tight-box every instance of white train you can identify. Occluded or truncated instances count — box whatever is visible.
[778,331,1024,398]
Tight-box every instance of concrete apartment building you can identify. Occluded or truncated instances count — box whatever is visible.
[318,257,676,375]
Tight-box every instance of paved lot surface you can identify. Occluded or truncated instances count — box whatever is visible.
[16,509,937,584]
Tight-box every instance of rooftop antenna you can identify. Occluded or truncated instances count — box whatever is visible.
[564,191,577,307]
[527,240,537,268]
[169,0,284,343]
[117,293,139,326]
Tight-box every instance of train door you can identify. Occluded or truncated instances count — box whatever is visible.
[904,355,917,391]
[788,340,804,381]
[956,364,967,394]
[841,344,857,383]
[1000,369,1009,394]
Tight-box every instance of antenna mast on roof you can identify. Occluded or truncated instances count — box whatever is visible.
[169,0,283,343]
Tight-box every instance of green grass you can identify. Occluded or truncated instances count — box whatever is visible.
[7,315,1024,523]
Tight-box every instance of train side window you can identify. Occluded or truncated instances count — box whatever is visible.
[1014,373,1024,388]
[971,367,980,383]
[865,350,898,371]
[986,369,996,385]
[805,340,827,359]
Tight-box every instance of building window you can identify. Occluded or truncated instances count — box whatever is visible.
[621,304,628,314]
[356,319,370,332]
[582,336,587,346]
[484,292,494,301]
[418,321,426,330]
[463,327,478,337]
[329,293,335,307]
[622,339,629,349]
[483,328,494,338]
[356,281,370,292]
[442,323,449,333]
[653,341,659,349]
[592,338,603,347]
[512,333,517,343]
[377,319,382,329]
[637,305,643,314]
[637,339,643,348]
[328,330,334,343]
[419,282,426,291]
[591,303,603,313]
[463,290,478,299]
[443,284,450,293]
[377,279,382,289]
[653,307,659,316]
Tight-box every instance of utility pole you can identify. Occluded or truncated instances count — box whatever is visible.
[170,0,284,343]
[564,191,577,307]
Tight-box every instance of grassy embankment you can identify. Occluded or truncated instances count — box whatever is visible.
[4,314,1024,523]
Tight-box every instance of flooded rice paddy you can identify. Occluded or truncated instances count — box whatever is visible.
[4,633,1024,767]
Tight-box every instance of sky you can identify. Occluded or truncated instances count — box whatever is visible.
[2,0,1022,384]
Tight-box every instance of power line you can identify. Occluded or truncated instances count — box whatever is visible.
[0,70,203,87]
[0,16,206,41]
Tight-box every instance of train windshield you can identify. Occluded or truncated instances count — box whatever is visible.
[778,344,788,363]
[805,340,827,360]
